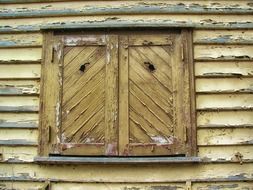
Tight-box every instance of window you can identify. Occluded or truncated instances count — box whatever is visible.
[39,29,196,157]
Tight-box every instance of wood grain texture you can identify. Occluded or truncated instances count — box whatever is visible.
[61,44,107,155]
[104,35,118,156]
[118,35,129,156]
[39,32,62,156]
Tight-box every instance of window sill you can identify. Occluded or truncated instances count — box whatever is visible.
[34,156,201,164]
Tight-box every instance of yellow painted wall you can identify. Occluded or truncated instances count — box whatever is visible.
[0,1,253,189]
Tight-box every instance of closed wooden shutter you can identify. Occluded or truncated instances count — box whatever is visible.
[40,30,195,157]
[118,32,193,156]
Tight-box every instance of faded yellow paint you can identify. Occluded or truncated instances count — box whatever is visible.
[0,0,252,188]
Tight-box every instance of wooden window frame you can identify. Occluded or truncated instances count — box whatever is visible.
[38,29,196,159]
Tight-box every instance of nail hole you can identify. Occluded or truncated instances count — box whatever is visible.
[144,61,156,72]
[79,63,90,72]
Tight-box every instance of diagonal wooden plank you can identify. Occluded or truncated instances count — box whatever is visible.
[62,80,105,132]
[70,108,105,143]
[80,118,105,144]
[62,95,104,143]
[130,80,173,126]
[64,46,74,56]
[149,45,173,65]
[130,47,172,92]
[63,55,105,97]
[63,46,88,67]
[129,118,152,143]
[134,46,172,79]
[130,92,172,137]
[62,67,105,109]
[129,51,173,100]
[129,64,172,113]
[64,46,102,80]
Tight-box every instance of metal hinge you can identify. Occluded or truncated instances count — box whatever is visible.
[48,126,51,143]
[181,44,185,61]
[51,46,55,63]
[184,127,188,143]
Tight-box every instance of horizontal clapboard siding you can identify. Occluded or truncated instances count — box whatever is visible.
[0,1,253,18]
[0,15,253,33]
[0,0,253,187]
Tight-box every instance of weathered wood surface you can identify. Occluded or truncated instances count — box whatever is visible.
[197,128,253,146]
[0,97,39,113]
[0,163,252,182]
[0,146,37,162]
[197,94,253,110]
[194,45,253,61]
[0,181,252,190]
[197,111,253,127]
[194,30,253,44]
[0,33,42,48]
[0,113,38,129]
[0,64,41,79]
[198,146,253,162]
[192,182,253,190]
[0,80,40,96]
[0,15,253,33]
[1,1,253,18]
[0,48,41,62]
[34,156,201,164]
[196,78,253,94]
[0,129,37,142]
[195,61,253,78]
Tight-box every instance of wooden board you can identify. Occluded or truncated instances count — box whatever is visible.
[0,163,252,182]
[196,78,253,93]
[0,64,40,79]
[0,113,38,129]
[195,61,253,77]
[0,129,37,142]
[0,15,253,33]
[197,111,253,127]
[1,0,253,18]
[197,128,253,146]
[0,146,37,162]
[192,182,253,190]
[0,80,40,96]
[194,30,253,44]
[196,94,253,110]
[198,146,253,161]
[194,45,253,61]
[0,48,41,62]
[0,33,42,48]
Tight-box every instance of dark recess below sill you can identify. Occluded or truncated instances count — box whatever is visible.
[34,156,202,164]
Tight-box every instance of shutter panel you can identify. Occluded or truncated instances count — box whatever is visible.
[59,35,118,156]
[119,33,190,156]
